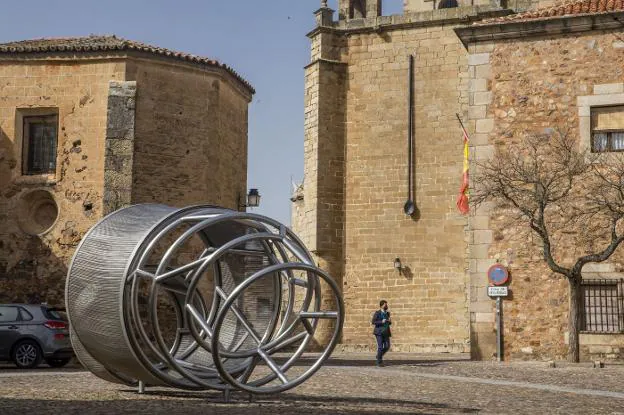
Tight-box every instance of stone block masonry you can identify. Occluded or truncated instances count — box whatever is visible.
[103,81,136,214]
[0,41,253,307]
[463,24,624,361]
[339,25,471,353]
[298,1,624,361]
[0,59,125,305]
[298,6,485,354]
[126,58,250,209]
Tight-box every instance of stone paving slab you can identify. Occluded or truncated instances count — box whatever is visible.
[0,356,623,414]
[394,360,624,394]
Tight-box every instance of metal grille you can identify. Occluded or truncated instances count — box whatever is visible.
[581,279,624,333]
[23,115,58,175]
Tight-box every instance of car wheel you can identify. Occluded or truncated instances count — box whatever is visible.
[12,340,42,369]
[45,358,71,368]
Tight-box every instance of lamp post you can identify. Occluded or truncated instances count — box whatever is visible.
[239,188,261,210]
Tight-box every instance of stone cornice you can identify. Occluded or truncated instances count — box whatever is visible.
[0,44,255,95]
[303,58,347,70]
[306,6,513,38]
[0,50,254,102]
[456,11,624,48]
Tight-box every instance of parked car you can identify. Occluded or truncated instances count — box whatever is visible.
[0,303,73,368]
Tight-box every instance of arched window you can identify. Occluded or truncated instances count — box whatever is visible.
[438,0,458,8]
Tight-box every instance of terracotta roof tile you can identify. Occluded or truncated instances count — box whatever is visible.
[0,35,254,94]
[476,0,624,25]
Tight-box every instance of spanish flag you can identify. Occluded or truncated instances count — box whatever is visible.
[456,121,470,215]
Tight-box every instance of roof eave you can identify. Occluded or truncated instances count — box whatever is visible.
[455,10,624,48]
[0,48,255,96]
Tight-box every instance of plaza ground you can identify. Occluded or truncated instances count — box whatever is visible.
[0,353,623,414]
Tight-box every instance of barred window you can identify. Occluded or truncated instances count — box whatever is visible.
[591,106,624,152]
[22,114,58,175]
[581,279,624,333]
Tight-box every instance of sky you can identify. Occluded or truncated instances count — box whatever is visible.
[0,0,403,225]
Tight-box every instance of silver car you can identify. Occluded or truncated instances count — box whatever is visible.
[0,304,73,368]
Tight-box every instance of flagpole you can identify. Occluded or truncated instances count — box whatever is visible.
[455,113,468,136]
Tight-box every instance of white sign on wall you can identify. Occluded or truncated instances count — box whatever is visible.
[487,286,509,297]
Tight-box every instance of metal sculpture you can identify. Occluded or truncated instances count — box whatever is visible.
[65,204,343,395]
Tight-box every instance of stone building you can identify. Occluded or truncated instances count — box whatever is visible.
[294,0,624,360]
[0,36,253,305]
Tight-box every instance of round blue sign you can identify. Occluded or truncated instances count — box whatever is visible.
[487,264,509,286]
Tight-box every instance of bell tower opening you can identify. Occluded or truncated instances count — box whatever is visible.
[350,0,366,18]
[438,0,458,8]
[338,0,382,20]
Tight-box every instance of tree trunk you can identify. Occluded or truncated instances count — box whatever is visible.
[568,277,582,363]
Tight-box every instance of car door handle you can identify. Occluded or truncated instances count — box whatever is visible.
[8,325,18,330]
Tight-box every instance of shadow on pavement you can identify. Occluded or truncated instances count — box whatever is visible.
[0,365,84,374]
[0,390,479,415]
[277,357,466,367]
[126,389,479,413]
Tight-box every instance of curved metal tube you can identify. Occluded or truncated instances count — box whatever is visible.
[66,203,343,394]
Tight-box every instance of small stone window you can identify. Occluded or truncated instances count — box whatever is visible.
[22,114,58,175]
[591,106,624,152]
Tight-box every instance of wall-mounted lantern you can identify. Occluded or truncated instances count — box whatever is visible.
[239,188,261,209]
[393,257,403,274]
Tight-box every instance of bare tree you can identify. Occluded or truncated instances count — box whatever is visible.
[472,130,624,362]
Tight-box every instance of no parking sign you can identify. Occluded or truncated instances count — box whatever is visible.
[487,263,509,286]
[487,263,509,362]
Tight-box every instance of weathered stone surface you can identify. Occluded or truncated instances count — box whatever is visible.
[593,83,624,95]
[127,60,250,209]
[470,29,624,361]
[103,81,136,215]
[0,54,251,307]
[468,53,490,66]
[297,20,472,355]
[301,2,624,363]
[0,60,123,305]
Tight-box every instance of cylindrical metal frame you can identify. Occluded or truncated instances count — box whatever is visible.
[66,204,344,394]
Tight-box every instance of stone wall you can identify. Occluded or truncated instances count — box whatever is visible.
[403,0,492,13]
[127,58,251,209]
[465,29,624,360]
[0,59,125,305]
[581,333,624,361]
[299,3,624,359]
[0,53,252,308]
[103,80,136,214]
[339,24,471,353]
[300,7,485,353]
[402,0,556,14]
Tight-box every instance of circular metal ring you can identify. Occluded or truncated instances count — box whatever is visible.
[66,204,343,394]
[210,262,344,394]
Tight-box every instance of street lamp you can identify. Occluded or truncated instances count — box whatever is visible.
[239,188,261,209]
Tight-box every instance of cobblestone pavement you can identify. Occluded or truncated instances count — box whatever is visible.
[1,354,623,414]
